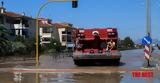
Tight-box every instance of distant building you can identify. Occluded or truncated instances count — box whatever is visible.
[53,23,74,48]
[0,6,35,40]
[39,18,59,45]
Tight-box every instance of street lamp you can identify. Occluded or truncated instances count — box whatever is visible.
[35,0,78,66]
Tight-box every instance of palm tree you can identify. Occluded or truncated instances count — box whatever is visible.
[0,24,9,56]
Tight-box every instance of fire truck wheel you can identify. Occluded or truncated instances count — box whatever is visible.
[74,60,83,66]
[114,59,120,66]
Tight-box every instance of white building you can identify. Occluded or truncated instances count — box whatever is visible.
[53,23,74,48]
[39,18,59,45]
[0,6,35,40]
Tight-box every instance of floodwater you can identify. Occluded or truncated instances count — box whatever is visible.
[0,49,160,83]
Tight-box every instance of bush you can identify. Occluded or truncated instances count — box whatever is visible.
[40,39,63,53]
[11,36,35,55]
[119,36,135,49]
[23,38,35,55]
[11,41,27,55]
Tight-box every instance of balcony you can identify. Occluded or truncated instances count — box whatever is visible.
[42,33,51,38]
[14,24,28,29]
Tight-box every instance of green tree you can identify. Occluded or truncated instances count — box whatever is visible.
[23,37,35,55]
[13,36,35,55]
[121,36,135,48]
[11,41,26,55]
[0,24,9,56]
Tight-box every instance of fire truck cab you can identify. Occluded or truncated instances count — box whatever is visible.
[72,28,121,66]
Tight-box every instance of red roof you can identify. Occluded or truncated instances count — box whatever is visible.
[39,20,53,27]
[0,7,33,19]
[38,18,48,21]
[53,23,71,28]
[0,11,33,19]
[4,12,23,17]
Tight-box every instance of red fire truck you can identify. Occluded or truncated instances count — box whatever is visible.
[72,28,121,66]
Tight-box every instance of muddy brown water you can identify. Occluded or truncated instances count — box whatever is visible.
[0,49,160,83]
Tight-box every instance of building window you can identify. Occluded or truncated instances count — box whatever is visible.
[67,35,72,42]
[14,20,20,24]
[42,38,50,41]
[62,31,71,34]
[67,32,71,34]
[43,27,50,33]
[22,20,29,27]
[62,35,67,42]
[62,31,66,34]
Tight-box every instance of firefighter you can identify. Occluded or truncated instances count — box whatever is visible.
[106,39,115,51]
[76,37,83,49]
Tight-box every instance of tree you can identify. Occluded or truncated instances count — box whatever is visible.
[11,41,26,55]
[13,36,35,55]
[23,37,35,55]
[0,24,9,56]
[120,36,135,48]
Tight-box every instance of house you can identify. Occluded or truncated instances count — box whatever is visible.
[39,18,59,45]
[0,6,35,40]
[53,23,74,49]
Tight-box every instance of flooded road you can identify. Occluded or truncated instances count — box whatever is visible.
[39,49,145,70]
[0,49,160,83]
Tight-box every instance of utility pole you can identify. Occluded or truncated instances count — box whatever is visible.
[146,0,151,35]
[146,0,151,67]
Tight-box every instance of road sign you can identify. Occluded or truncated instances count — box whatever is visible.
[142,36,152,45]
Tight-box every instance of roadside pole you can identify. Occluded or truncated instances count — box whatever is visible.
[36,1,51,67]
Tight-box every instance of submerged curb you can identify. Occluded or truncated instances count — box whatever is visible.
[12,68,153,74]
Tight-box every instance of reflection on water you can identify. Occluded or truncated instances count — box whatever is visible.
[72,73,122,83]
[0,72,36,83]
[1,72,160,83]
[39,73,122,83]
[0,72,122,83]
[40,73,75,83]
